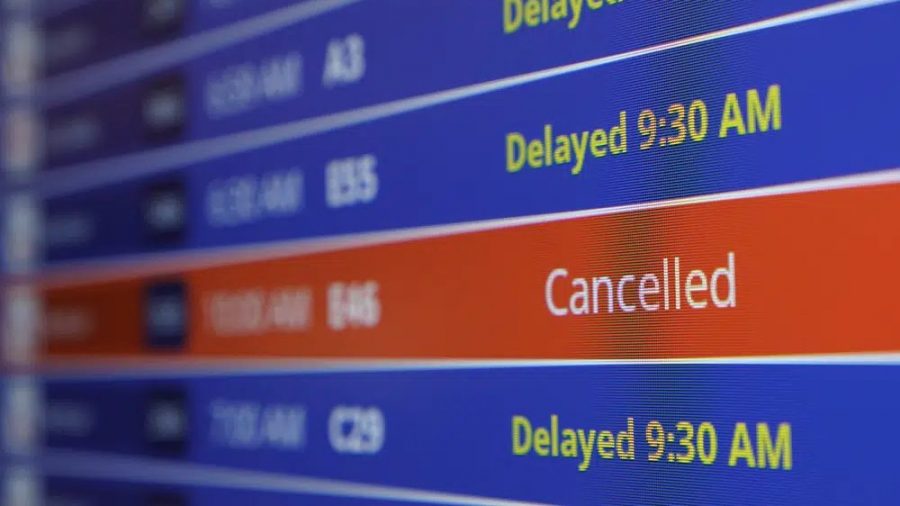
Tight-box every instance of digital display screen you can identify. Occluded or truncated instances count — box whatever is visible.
[1,1,898,504]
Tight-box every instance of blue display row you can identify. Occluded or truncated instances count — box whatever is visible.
[40,0,864,168]
[42,5,900,264]
[41,363,900,504]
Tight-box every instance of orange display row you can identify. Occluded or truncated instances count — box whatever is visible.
[42,182,899,361]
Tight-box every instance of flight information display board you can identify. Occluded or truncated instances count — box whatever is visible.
[1,1,898,504]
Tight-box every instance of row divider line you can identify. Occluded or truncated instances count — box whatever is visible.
[31,352,900,380]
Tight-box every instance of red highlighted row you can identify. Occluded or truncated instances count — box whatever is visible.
[43,183,900,360]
